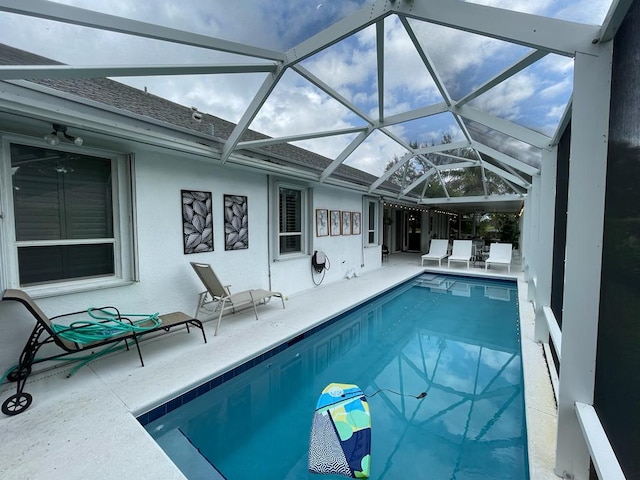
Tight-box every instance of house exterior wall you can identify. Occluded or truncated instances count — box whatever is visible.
[0,139,380,378]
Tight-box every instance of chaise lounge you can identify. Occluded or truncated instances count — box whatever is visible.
[447,240,473,269]
[190,262,285,336]
[485,243,513,273]
[421,239,449,267]
[0,289,206,416]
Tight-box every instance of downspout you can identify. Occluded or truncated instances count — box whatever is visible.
[267,174,272,291]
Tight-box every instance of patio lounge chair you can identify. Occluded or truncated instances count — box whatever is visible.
[190,262,285,336]
[421,239,449,267]
[447,240,473,269]
[0,289,206,416]
[485,243,513,273]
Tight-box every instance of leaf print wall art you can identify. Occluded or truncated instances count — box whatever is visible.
[182,190,213,254]
[224,194,248,250]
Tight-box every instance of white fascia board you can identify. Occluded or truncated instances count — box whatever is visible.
[237,126,368,149]
[393,0,601,56]
[0,80,221,155]
[454,104,552,149]
[0,64,278,81]
[284,0,392,65]
[418,194,525,205]
[473,142,539,176]
[0,0,284,61]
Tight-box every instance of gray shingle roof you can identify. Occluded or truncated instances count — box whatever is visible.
[0,43,402,194]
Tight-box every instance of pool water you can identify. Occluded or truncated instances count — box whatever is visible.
[143,273,528,480]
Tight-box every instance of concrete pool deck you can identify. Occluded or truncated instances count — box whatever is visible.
[0,253,557,479]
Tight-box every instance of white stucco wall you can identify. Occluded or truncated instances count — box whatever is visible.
[0,144,383,377]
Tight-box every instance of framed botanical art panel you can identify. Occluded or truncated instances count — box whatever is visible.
[330,210,341,236]
[341,211,352,235]
[182,190,213,254]
[352,211,361,235]
[316,209,329,237]
[224,194,248,250]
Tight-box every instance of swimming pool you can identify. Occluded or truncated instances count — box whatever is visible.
[140,273,527,479]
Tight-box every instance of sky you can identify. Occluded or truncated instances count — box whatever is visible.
[0,0,615,177]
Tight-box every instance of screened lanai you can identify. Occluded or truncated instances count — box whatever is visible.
[0,1,635,479]
[0,0,625,212]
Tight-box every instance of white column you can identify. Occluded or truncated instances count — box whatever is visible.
[527,174,541,292]
[534,147,557,341]
[555,43,613,480]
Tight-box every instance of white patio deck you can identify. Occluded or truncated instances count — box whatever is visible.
[0,252,556,480]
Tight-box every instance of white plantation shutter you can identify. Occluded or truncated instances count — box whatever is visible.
[11,144,116,285]
[278,186,302,254]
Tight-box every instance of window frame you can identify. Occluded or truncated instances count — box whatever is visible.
[0,135,136,296]
[364,196,381,247]
[272,179,310,260]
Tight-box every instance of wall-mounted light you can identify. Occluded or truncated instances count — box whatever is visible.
[44,123,83,146]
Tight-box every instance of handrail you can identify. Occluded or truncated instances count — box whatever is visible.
[575,402,626,479]
[542,305,562,359]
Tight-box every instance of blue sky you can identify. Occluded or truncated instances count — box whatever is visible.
[0,0,614,176]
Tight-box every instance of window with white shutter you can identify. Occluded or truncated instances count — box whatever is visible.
[2,141,135,293]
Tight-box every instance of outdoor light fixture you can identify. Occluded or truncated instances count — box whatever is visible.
[44,123,84,146]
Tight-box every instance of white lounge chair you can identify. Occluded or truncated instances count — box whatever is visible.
[485,243,513,273]
[447,240,473,269]
[190,262,285,335]
[421,239,449,267]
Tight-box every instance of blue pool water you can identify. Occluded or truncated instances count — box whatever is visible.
[141,273,527,480]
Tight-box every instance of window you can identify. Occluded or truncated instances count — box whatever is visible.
[1,141,134,293]
[274,181,308,258]
[365,197,379,245]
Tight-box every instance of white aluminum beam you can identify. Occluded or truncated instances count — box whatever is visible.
[417,194,524,205]
[455,104,551,149]
[368,151,412,192]
[551,96,573,147]
[477,162,530,188]
[471,142,539,176]
[401,169,437,195]
[221,67,285,163]
[320,129,372,182]
[0,63,277,80]
[555,44,614,480]
[393,0,601,56]
[0,0,284,62]
[283,0,392,65]
[456,50,549,107]
[381,103,449,126]
[599,0,635,43]
[414,141,471,155]
[400,16,452,106]
[292,65,374,125]
[435,161,476,171]
[237,126,368,149]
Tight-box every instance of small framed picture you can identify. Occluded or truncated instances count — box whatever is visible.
[341,211,352,235]
[352,212,361,235]
[316,209,329,237]
[330,210,341,236]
